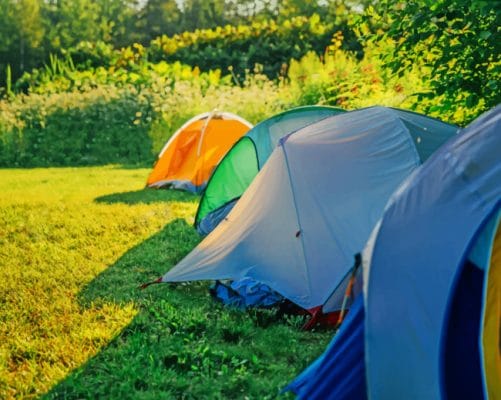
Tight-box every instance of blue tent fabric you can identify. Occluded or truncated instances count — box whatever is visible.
[196,199,238,236]
[285,353,326,396]
[162,107,457,310]
[210,278,283,309]
[286,295,366,400]
[364,106,501,399]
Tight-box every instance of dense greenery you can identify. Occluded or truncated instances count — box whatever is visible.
[0,87,156,167]
[0,31,488,167]
[1,38,445,168]
[1,1,498,123]
[0,0,351,86]
[10,13,361,88]
[148,15,356,80]
[0,167,330,398]
[0,63,295,167]
[13,14,358,88]
[6,0,496,168]
[360,0,500,118]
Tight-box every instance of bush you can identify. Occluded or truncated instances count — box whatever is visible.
[0,87,155,167]
[287,35,480,125]
[14,14,360,94]
[148,15,349,81]
[2,29,479,168]
[0,69,292,167]
[288,37,423,108]
[356,0,499,124]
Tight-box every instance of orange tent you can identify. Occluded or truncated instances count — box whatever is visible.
[147,111,252,193]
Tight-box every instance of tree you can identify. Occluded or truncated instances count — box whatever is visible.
[136,0,182,43]
[43,0,107,50]
[182,0,226,31]
[0,0,45,87]
[98,0,142,48]
[366,0,500,117]
[276,0,327,21]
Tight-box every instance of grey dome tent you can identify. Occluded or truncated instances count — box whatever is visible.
[194,106,345,235]
[161,106,457,311]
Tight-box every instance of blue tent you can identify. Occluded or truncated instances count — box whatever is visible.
[286,294,367,399]
[161,106,456,311]
[286,105,501,399]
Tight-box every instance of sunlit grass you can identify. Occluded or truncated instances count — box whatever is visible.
[0,166,330,399]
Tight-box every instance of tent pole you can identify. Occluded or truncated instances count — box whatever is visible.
[195,109,217,191]
[336,253,362,328]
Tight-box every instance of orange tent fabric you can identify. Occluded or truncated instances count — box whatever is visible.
[147,112,252,192]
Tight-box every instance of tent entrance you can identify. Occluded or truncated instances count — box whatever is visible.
[195,137,259,232]
[442,208,501,399]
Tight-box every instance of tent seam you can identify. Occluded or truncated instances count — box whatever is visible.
[195,107,344,227]
[387,108,422,166]
[280,143,313,307]
[195,110,217,187]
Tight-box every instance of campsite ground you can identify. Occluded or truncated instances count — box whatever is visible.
[0,166,330,399]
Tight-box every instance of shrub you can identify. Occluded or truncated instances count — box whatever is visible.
[287,35,477,125]
[0,69,291,167]
[0,87,155,167]
[148,15,347,81]
[1,28,479,168]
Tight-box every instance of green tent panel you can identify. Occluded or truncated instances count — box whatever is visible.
[195,137,259,228]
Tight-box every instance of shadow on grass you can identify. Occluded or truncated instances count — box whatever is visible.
[44,218,208,398]
[78,218,201,307]
[94,188,198,205]
[44,221,318,399]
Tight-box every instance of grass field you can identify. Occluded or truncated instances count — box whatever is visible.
[0,166,331,399]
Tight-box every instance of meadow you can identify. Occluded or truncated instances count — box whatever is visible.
[0,166,331,399]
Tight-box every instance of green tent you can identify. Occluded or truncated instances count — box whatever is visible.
[194,106,345,235]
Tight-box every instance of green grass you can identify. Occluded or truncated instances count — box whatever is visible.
[0,166,331,399]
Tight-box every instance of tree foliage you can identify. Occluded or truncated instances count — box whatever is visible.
[0,0,349,88]
[149,14,353,80]
[137,0,183,42]
[0,0,45,81]
[364,0,500,114]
